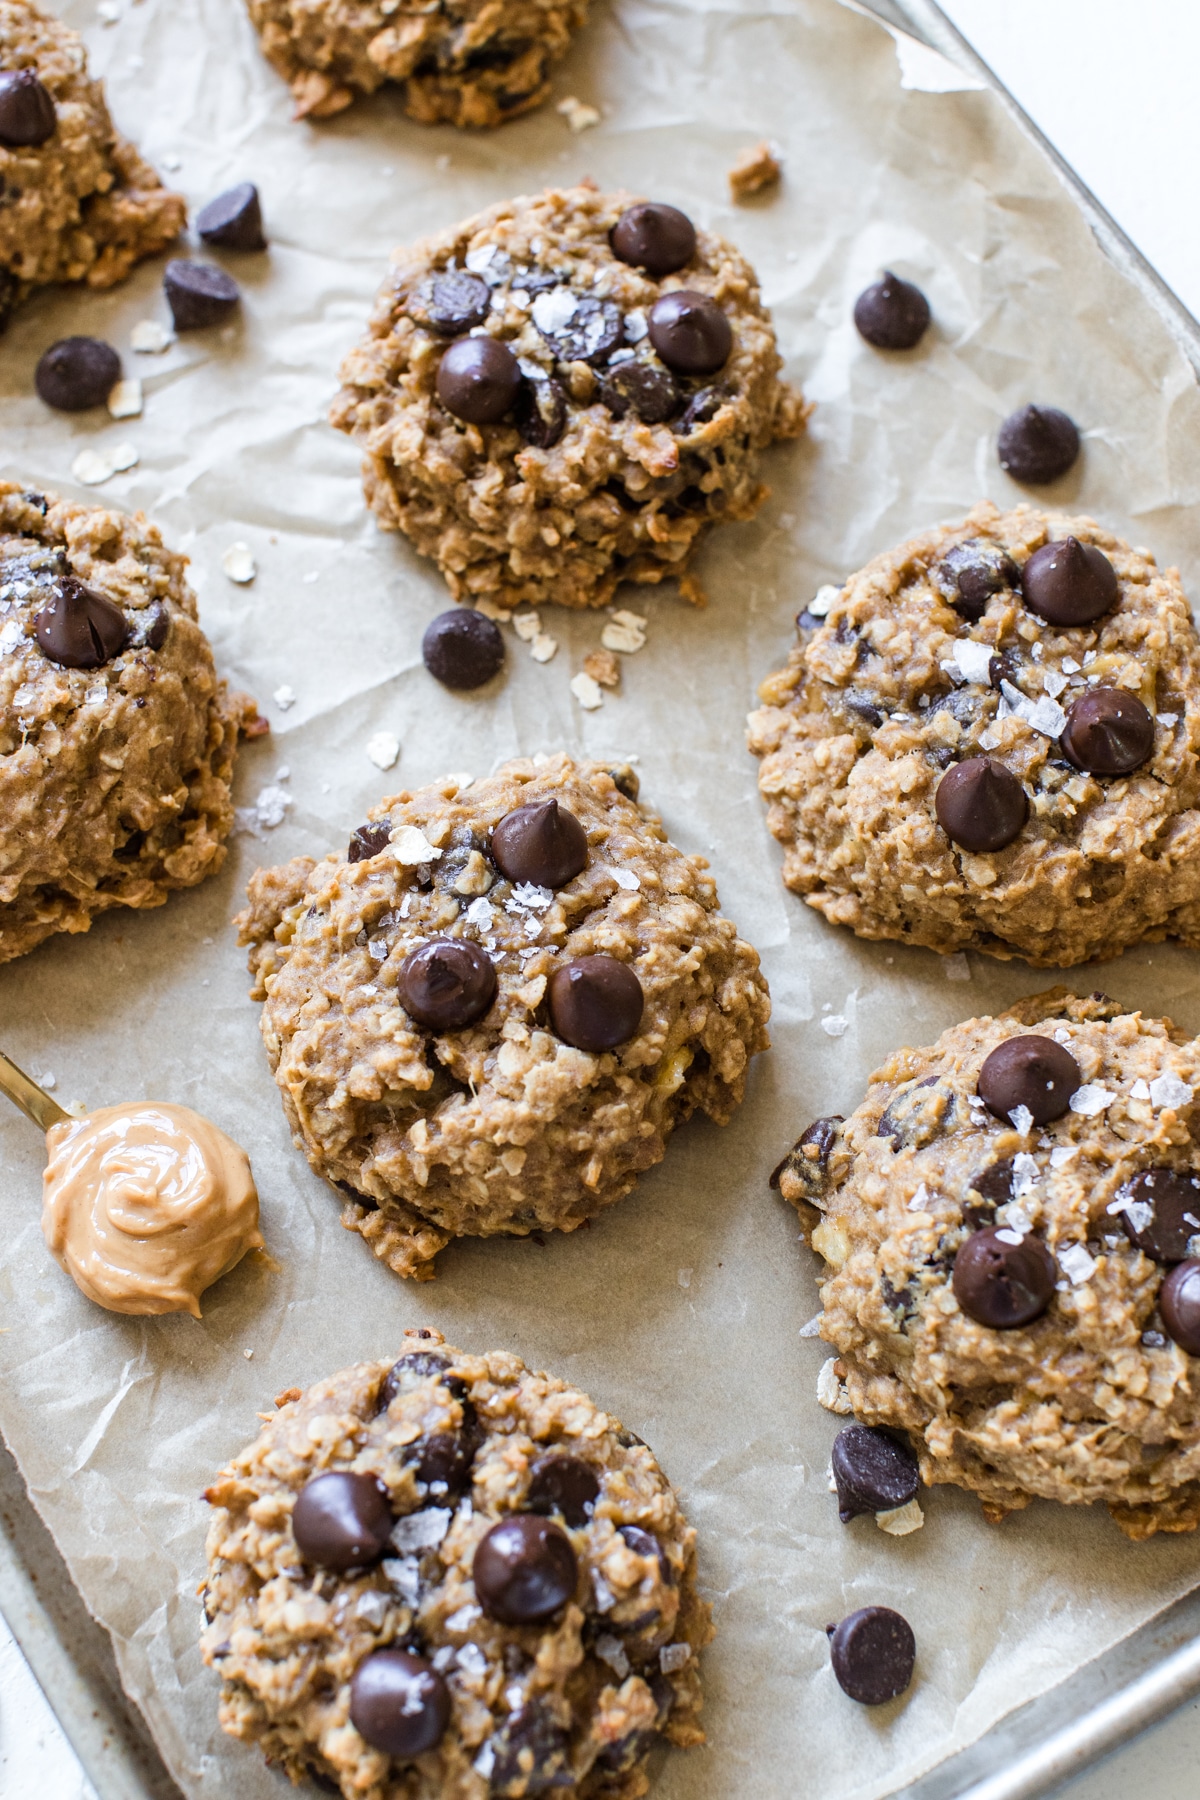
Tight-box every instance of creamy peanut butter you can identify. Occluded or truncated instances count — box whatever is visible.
[42,1103,262,1317]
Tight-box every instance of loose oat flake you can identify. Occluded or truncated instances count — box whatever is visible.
[107,378,143,419]
[570,671,604,710]
[222,542,257,584]
[365,731,400,771]
[71,443,138,486]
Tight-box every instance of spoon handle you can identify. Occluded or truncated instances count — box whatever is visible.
[0,1051,70,1131]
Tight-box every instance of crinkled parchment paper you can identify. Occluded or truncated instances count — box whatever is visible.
[2,0,1200,1794]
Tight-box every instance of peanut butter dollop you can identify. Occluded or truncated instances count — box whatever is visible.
[42,1103,262,1317]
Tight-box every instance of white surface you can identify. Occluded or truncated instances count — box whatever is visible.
[0,1611,95,1800]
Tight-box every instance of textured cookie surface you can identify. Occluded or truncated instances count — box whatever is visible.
[0,482,254,962]
[245,0,589,126]
[331,185,806,610]
[202,1328,712,1797]
[747,503,1200,966]
[775,990,1200,1537]
[0,0,184,323]
[237,754,771,1278]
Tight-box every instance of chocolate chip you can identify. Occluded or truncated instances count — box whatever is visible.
[163,259,240,330]
[619,1522,673,1583]
[196,182,266,251]
[600,360,681,424]
[0,267,17,332]
[547,956,644,1053]
[34,576,128,669]
[291,1471,393,1571]
[142,605,170,651]
[535,293,624,366]
[491,798,588,888]
[421,608,504,689]
[1117,1170,1200,1263]
[853,272,930,351]
[971,1160,1015,1204]
[436,335,521,424]
[1160,1261,1200,1355]
[347,820,392,863]
[952,1226,1057,1328]
[998,404,1080,484]
[831,1427,920,1522]
[396,939,497,1032]
[675,386,725,435]
[425,270,491,334]
[829,1606,916,1705]
[35,337,120,411]
[977,1034,1080,1125]
[1021,537,1117,627]
[349,1650,449,1758]
[769,1115,844,1198]
[0,69,56,147]
[410,1420,479,1495]
[513,375,567,448]
[988,648,1022,690]
[472,1515,577,1623]
[647,290,732,376]
[610,203,697,277]
[935,757,1027,853]
[1061,687,1154,775]
[933,539,1019,622]
[378,1350,465,1407]
[487,1703,571,1795]
[528,1454,599,1526]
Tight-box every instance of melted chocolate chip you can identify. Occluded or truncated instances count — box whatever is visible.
[491,798,587,888]
[547,956,644,1053]
[988,648,1022,691]
[853,272,930,351]
[196,182,266,251]
[0,69,56,147]
[347,820,392,863]
[1118,1170,1200,1264]
[972,1160,1015,1204]
[513,375,567,448]
[164,260,240,330]
[977,1034,1080,1125]
[528,1454,599,1526]
[829,1607,916,1705]
[472,1515,577,1623]
[619,1523,673,1583]
[674,386,725,435]
[349,1649,450,1758]
[769,1115,844,1199]
[933,539,1019,622]
[647,290,732,376]
[998,405,1080,484]
[535,293,624,365]
[396,939,497,1032]
[1021,537,1118,627]
[421,608,505,689]
[952,1226,1057,1328]
[487,1703,571,1796]
[600,360,681,424]
[935,757,1027,853]
[831,1427,920,1522]
[378,1350,464,1407]
[35,337,120,411]
[34,576,128,669]
[610,203,697,277]
[1061,687,1154,775]
[436,335,521,424]
[425,270,492,334]
[291,1471,393,1571]
[1161,1261,1200,1356]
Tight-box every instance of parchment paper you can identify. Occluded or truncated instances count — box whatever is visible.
[3,1,1200,1794]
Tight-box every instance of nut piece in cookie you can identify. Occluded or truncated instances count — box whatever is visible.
[331,185,808,610]
[748,501,1200,966]
[201,1328,713,1795]
[236,754,771,1278]
[0,482,257,963]
[780,988,1200,1538]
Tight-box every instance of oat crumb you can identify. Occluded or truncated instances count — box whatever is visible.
[729,140,782,201]
[557,96,601,133]
[583,648,620,689]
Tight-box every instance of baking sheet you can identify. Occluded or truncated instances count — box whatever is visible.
[3,0,1200,1795]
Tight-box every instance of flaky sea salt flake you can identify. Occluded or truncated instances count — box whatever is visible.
[1070,1083,1114,1117]
[1008,1104,1034,1136]
[660,1643,691,1673]
[1059,1243,1097,1285]
[947,640,993,684]
[390,1507,451,1552]
[820,1014,848,1038]
[1149,1072,1193,1111]
[392,824,442,864]
[273,684,296,710]
[798,1314,822,1338]
[942,952,971,981]
[1131,1078,1151,1100]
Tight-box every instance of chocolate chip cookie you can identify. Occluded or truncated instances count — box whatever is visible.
[0,482,257,962]
[776,989,1200,1538]
[0,1,185,327]
[236,754,771,1278]
[331,184,807,610]
[748,503,1200,966]
[245,0,590,127]
[202,1328,712,1796]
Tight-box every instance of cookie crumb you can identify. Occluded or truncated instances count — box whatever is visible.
[583,648,620,689]
[557,96,600,133]
[729,140,782,202]
[366,731,400,771]
[222,542,257,585]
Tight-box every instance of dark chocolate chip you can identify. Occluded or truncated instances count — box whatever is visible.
[347,820,392,863]
[436,335,521,424]
[933,539,1019,622]
[769,1115,843,1197]
[410,1421,479,1495]
[853,272,930,351]
[619,1522,674,1583]
[513,374,567,448]
[1161,1261,1200,1356]
[163,259,240,330]
[1060,687,1154,775]
[935,757,1027,853]
[35,337,120,411]
[998,405,1080,484]
[425,270,491,334]
[378,1350,463,1407]
[143,605,170,650]
[988,648,1022,690]
[1117,1169,1200,1264]
[610,203,696,278]
[421,608,505,690]
[829,1606,916,1705]
[349,1649,449,1758]
[396,938,497,1032]
[1021,537,1117,626]
[674,386,724,434]
[0,69,56,147]
[971,1160,1015,1204]
[600,360,681,424]
[647,290,732,376]
[528,1454,599,1526]
[196,182,266,251]
[952,1226,1057,1328]
[472,1515,577,1624]
[831,1427,920,1522]
[534,293,624,366]
[291,1471,392,1571]
[547,956,644,1053]
[487,1702,571,1796]
[491,798,587,888]
[977,1034,1080,1125]
[34,576,128,669]
[0,267,17,332]
[841,690,884,730]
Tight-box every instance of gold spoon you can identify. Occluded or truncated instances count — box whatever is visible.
[0,1049,69,1130]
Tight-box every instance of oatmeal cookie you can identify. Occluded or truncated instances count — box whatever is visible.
[775,989,1200,1538]
[245,0,590,127]
[202,1328,712,1798]
[330,185,807,610]
[747,503,1200,966]
[0,482,257,963]
[0,1,184,326]
[236,754,770,1279]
